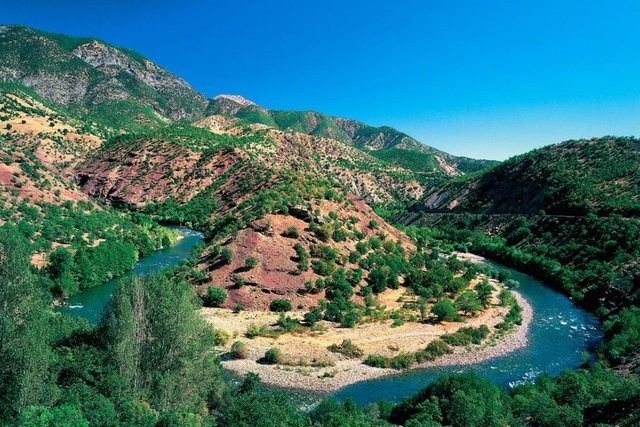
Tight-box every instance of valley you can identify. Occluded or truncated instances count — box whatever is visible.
[0,23,638,427]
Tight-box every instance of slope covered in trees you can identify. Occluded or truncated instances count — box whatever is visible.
[421,137,640,216]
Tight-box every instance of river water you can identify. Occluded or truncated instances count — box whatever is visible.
[331,262,603,405]
[59,227,204,324]
[60,233,603,406]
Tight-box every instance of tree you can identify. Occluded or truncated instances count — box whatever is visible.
[105,274,221,412]
[432,299,458,322]
[475,279,495,308]
[47,247,78,296]
[0,227,52,420]
[456,291,483,316]
[204,286,227,307]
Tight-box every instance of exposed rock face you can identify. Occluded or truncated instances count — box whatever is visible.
[0,26,207,122]
[77,140,245,208]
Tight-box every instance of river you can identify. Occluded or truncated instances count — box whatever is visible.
[60,233,603,406]
[59,227,205,324]
[331,261,603,405]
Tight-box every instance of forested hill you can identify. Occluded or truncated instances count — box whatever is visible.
[419,136,640,216]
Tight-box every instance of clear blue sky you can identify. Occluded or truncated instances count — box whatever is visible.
[4,1,640,160]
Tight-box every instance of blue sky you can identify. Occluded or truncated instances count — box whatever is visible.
[4,1,640,159]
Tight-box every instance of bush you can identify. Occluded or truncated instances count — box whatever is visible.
[416,339,453,362]
[269,298,292,312]
[441,325,490,346]
[220,247,233,264]
[282,227,300,238]
[368,219,379,229]
[264,347,282,364]
[364,354,390,368]
[389,352,416,369]
[204,286,227,307]
[244,256,258,270]
[230,341,247,359]
[327,340,364,358]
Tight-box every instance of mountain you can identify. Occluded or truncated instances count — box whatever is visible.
[406,137,640,313]
[420,136,640,216]
[0,25,207,131]
[206,95,498,180]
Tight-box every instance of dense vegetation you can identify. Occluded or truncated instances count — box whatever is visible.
[421,137,640,216]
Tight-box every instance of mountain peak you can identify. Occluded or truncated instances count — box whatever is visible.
[213,94,256,107]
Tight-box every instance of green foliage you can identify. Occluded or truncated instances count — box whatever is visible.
[431,299,459,322]
[204,286,227,307]
[0,227,53,420]
[327,340,364,358]
[244,256,258,270]
[282,226,299,239]
[603,306,640,362]
[391,373,514,426]
[104,274,220,412]
[220,247,233,265]
[441,325,490,346]
[455,290,483,316]
[230,341,248,359]
[269,298,292,313]
[263,347,282,365]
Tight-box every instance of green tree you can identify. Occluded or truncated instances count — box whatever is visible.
[455,291,483,316]
[269,299,292,312]
[105,274,221,412]
[432,299,458,322]
[221,247,233,265]
[204,286,227,307]
[0,227,53,420]
[475,279,495,308]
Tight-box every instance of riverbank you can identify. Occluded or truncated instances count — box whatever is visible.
[204,275,533,393]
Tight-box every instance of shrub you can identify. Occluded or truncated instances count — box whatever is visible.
[389,352,416,369]
[368,219,379,229]
[364,354,390,368]
[276,313,300,332]
[233,303,245,313]
[220,247,233,264]
[269,298,292,312]
[327,340,364,358]
[442,325,490,346]
[304,306,323,326]
[204,286,227,307]
[264,347,282,364]
[244,256,258,270]
[230,341,247,359]
[416,339,453,362]
[282,226,300,238]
